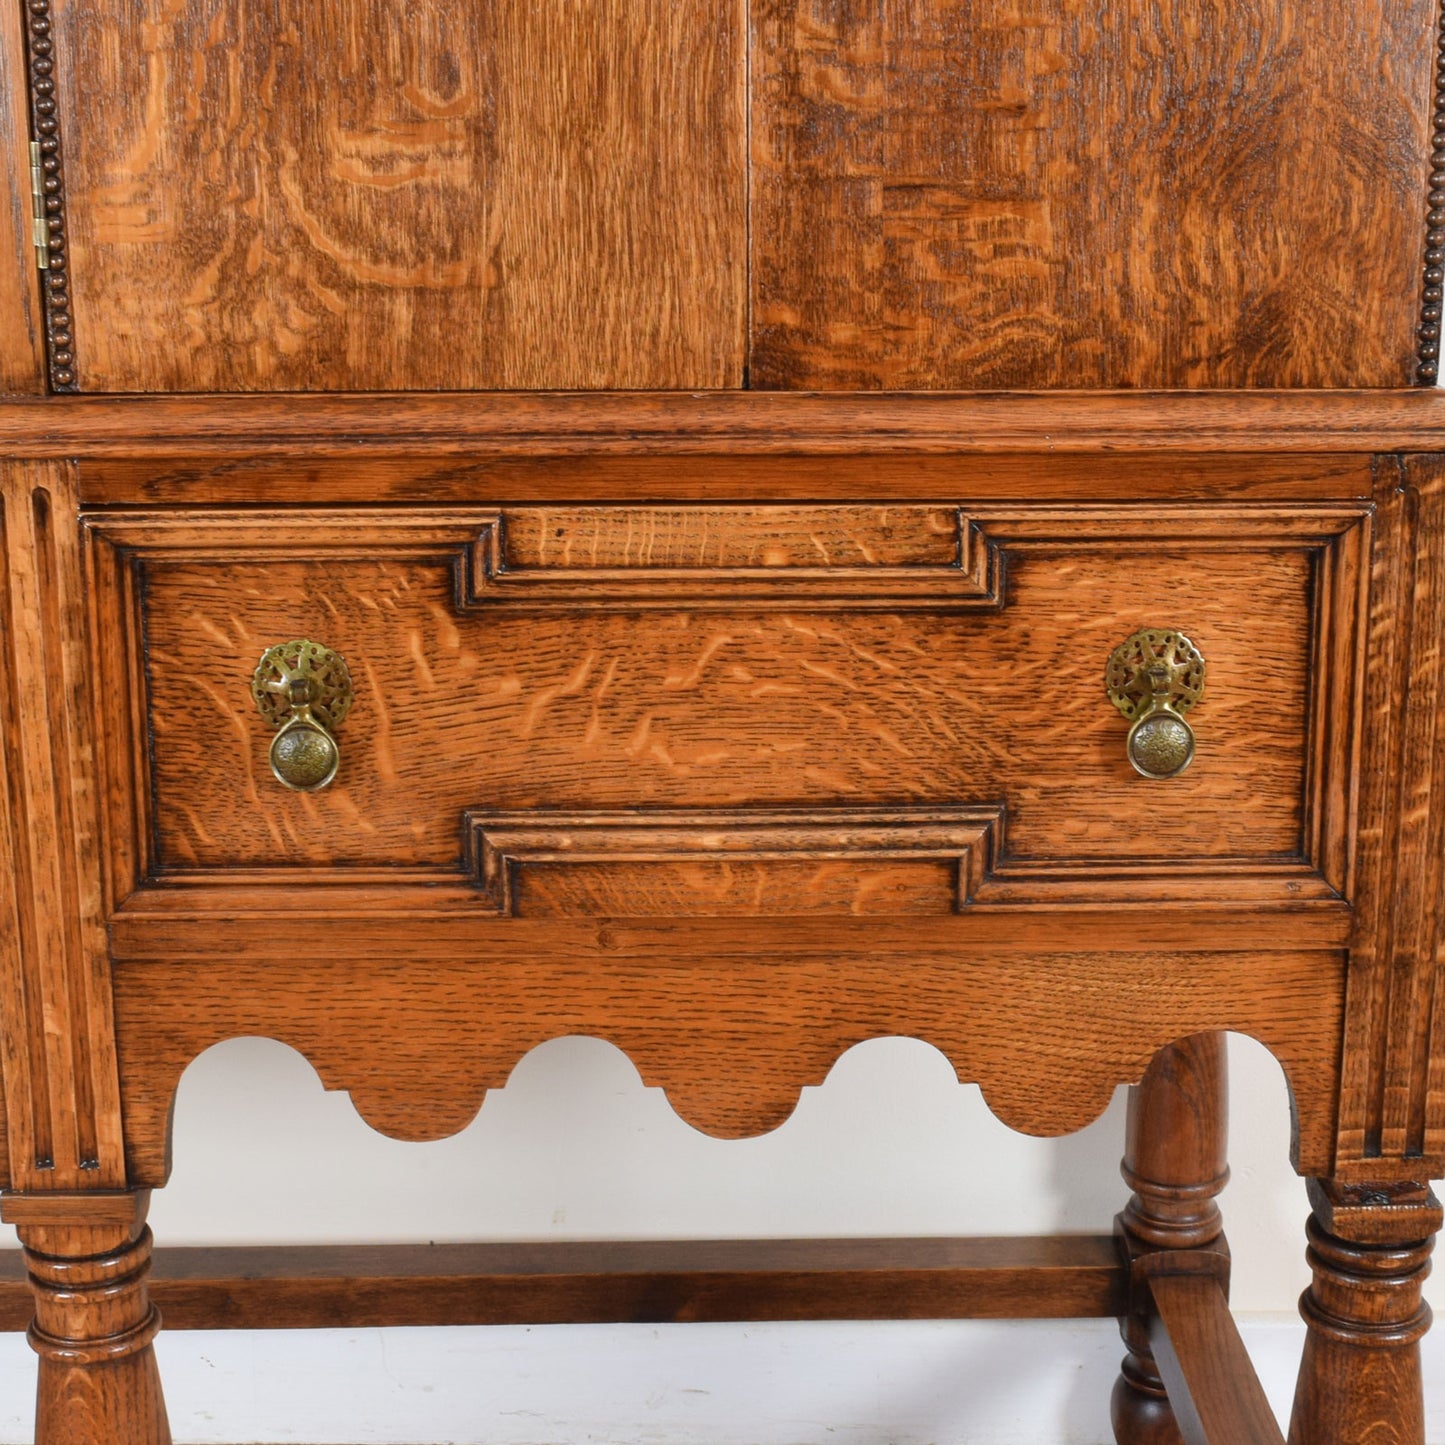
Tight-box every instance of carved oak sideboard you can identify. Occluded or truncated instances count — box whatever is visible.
[2,1,1445,1443]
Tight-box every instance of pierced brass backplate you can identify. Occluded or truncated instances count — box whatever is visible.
[1104,629,1206,780]
[251,640,354,792]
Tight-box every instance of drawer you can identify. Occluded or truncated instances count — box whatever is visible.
[85,501,1368,917]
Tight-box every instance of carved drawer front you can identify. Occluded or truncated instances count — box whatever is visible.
[86,502,1368,917]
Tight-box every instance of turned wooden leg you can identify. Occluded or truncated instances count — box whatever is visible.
[1288,1180,1441,1445]
[1111,1032,1229,1445]
[1,1190,171,1445]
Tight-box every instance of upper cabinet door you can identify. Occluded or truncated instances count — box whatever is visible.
[46,0,746,391]
[750,0,1439,389]
[25,0,1442,392]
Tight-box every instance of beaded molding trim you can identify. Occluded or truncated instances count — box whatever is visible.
[1420,8,1445,384]
[22,0,76,391]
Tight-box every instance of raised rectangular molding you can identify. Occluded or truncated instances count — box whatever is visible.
[468,505,997,610]
[463,808,1002,917]
[83,503,1367,920]
[86,504,1000,614]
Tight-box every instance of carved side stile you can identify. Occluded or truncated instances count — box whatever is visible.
[0,460,124,1188]
[1335,456,1445,1178]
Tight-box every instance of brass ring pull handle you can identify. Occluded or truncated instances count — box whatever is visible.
[1104,628,1205,780]
[251,640,354,792]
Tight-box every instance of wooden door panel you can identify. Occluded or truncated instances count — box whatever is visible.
[750,0,1436,388]
[86,502,1366,914]
[49,0,745,391]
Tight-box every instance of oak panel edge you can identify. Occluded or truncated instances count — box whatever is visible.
[0,391,1443,457]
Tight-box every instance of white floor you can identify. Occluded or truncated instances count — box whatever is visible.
[0,1314,1328,1444]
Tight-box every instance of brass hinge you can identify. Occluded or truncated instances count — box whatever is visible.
[29,141,48,271]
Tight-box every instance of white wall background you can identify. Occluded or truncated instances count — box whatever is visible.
[0,1031,1440,1443]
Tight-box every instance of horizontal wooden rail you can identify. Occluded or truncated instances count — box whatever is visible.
[0,1235,1126,1330]
[1146,1262,1286,1445]
[3,388,1445,456]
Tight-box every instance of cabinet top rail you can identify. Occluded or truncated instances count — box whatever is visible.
[3,390,1445,457]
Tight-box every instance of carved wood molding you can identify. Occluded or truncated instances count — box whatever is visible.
[468,505,998,610]
[105,944,1346,1183]
[83,506,493,908]
[457,808,1352,919]
[83,501,1370,916]
[85,504,1000,613]
[18,0,74,392]
[0,461,124,1189]
[462,808,1001,917]
[1334,456,1445,1180]
[12,391,1445,457]
[980,504,1370,902]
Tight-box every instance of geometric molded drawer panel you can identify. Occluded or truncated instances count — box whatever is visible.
[472,505,996,609]
[83,500,1369,913]
[464,808,1001,916]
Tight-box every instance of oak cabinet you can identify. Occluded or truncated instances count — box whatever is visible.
[1,1,1445,1443]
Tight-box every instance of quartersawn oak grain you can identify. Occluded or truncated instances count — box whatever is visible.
[48,0,745,391]
[0,0,1442,1420]
[0,399,1429,1438]
[502,504,961,569]
[751,0,1435,389]
[105,947,1344,1183]
[76,452,1379,508]
[4,390,1445,458]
